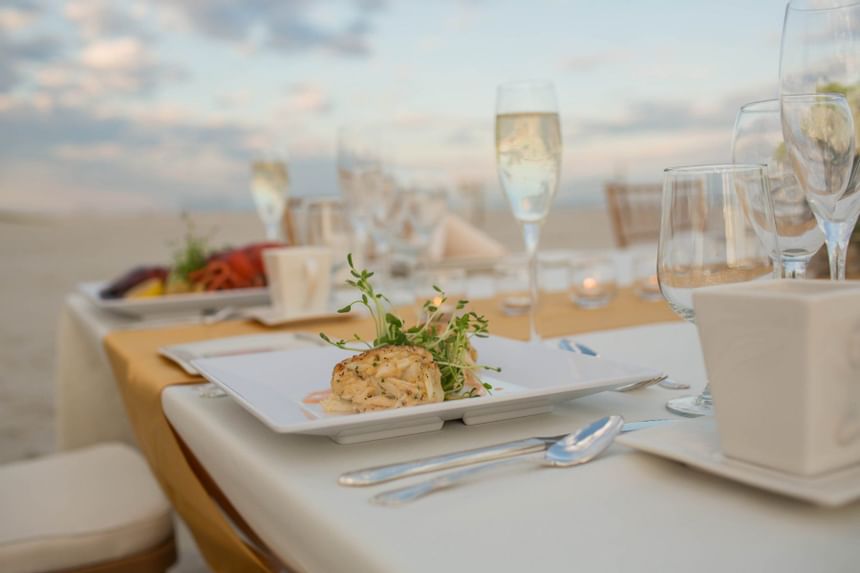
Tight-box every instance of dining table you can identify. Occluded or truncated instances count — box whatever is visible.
[55,258,860,572]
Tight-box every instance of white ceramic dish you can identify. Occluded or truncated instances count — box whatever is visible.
[191,335,661,444]
[79,281,270,319]
[160,332,327,375]
[617,417,860,507]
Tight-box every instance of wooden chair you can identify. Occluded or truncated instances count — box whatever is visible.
[0,443,176,573]
[604,182,663,247]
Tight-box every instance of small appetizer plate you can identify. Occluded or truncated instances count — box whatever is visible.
[160,332,327,375]
[79,281,269,319]
[617,417,860,507]
[191,335,661,444]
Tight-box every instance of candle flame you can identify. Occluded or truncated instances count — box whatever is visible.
[583,277,598,289]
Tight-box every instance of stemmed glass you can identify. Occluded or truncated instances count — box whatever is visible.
[336,126,388,267]
[495,80,563,342]
[250,153,289,242]
[779,0,860,280]
[732,99,825,278]
[658,164,781,417]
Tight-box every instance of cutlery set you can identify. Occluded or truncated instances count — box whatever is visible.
[341,416,674,506]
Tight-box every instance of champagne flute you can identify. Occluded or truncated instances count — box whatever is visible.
[658,164,780,417]
[250,154,289,242]
[732,99,825,278]
[495,80,562,342]
[779,0,860,280]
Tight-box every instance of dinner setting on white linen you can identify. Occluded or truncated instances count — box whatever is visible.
[2,2,860,573]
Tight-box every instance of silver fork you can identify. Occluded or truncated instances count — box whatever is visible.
[557,338,689,391]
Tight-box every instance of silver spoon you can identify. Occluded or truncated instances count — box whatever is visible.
[558,339,690,391]
[370,415,624,506]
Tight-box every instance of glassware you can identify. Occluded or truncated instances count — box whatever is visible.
[304,197,352,279]
[779,0,860,280]
[336,126,387,266]
[569,257,618,309]
[250,154,289,242]
[389,185,449,273]
[658,164,781,417]
[732,99,825,278]
[494,259,531,316]
[495,80,562,342]
[538,253,570,294]
[631,250,662,301]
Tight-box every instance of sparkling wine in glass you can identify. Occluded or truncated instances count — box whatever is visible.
[732,99,824,278]
[658,164,781,417]
[495,80,562,342]
[250,158,289,242]
[779,0,860,280]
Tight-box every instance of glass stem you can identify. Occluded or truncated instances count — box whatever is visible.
[820,219,853,281]
[522,221,542,343]
[782,258,809,279]
[265,220,283,243]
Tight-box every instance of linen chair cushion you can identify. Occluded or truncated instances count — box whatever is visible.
[0,443,173,573]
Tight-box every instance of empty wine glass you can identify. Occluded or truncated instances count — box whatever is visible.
[779,0,860,279]
[250,153,289,242]
[337,126,387,266]
[658,164,781,417]
[732,99,825,278]
[305,197,352,278]
[389,186,448,263]
[495,80,562,342]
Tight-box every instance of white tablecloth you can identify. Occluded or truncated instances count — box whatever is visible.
[54,249,643,450]
[162,323,860,573]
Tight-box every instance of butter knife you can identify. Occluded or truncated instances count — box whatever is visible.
[338,418,671,487]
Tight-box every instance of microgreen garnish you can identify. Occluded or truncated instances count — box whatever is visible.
[320,255,499,399]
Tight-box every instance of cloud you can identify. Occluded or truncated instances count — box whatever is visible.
[64,0,150,41]
[575,85,774,140]
[0,98,255,212]
[280,83,333,114]
[157,0,386,57]
[561,50,629,73]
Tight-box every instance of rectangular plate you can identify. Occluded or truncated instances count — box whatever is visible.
[617,418,860,507]
[79,281,270,318]
[191,336,661,443]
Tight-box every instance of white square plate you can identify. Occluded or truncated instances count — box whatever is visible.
[191,336,661,444]
[617,418,860,507]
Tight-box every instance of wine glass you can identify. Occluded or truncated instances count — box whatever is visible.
[250,153,289,242]
[732,99,825,278]
[779,0,860,280]
[304,197,352,278]
[658,164,781,417]
[336,126,387,266]
[495,80,562,342]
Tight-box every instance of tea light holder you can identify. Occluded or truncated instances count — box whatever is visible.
[569,258,618,309]
[494,260,531,316]
[632,252,662,301]
[415,267,467,324]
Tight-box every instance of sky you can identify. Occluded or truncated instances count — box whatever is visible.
[0,0,794,213]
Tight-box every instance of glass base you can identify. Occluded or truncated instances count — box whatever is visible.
[666,393,712,417]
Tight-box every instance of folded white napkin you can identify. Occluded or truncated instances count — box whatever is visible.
[428,214,508,261]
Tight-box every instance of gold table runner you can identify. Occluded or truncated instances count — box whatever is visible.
[104,289,679,571]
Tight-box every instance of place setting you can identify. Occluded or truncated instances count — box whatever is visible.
[6,2,860,572]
